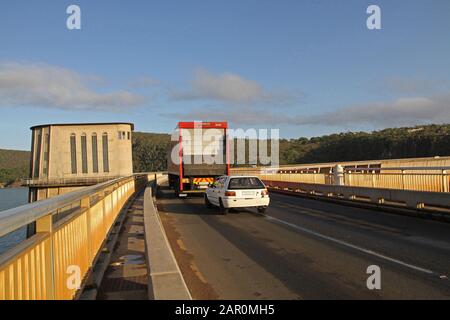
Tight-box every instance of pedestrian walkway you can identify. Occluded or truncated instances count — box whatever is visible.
[97,192,148,300]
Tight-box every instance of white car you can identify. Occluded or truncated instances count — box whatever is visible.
[205,176,270,214]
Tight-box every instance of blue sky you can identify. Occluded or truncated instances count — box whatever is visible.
[1,0,450,150]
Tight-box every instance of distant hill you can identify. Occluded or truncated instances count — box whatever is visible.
[0,132,174,185]
[132,132,171,173]
[133,124,450,169]
[278,124,450,165]
[2,124,450,185]
[0,149,30,185]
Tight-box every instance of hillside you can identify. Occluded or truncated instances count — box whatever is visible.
[132,132,171,172]
[133,124,450,170]
[278,124,450,165]
[0,133,174,185]
[2,124,450,185]
[0,149,30,186]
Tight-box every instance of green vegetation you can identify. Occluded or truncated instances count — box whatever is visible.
[2,124,450,185]
[132,132,171,173]
[0,149,30,185]
[132,124,450,170]
[278,124,450,165]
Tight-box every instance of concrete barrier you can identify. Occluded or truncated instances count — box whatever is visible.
[143,186,192,300]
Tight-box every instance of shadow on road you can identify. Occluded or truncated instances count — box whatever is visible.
[156,185,263,217]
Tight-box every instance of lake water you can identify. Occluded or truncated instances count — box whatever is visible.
[0,188,28,255]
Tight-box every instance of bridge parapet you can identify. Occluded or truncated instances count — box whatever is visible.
[263,180,450,216]
[23,176,122,187]
[232,166,450,193]
[0,174,150,300]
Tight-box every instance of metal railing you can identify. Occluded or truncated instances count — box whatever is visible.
[232,166,450,193]
[262,180,450,214]
[23,176,122,187]
[231,155,450,173]
[0,174,149,300]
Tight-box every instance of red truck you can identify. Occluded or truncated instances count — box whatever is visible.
[167,121,230,196]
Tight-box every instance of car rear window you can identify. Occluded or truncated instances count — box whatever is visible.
[228,177,265,190]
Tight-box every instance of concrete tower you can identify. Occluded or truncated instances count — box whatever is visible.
[27,123,134,202]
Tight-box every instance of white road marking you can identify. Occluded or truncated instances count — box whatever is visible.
[264,214,438,276]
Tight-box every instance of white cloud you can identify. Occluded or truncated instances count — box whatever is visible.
[164,94,450,128]
[170,69,299,105]
[299,95,450,127]
[0,62,146,111]
[163,105,293,126]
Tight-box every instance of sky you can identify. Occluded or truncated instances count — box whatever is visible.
[0,0,450,150]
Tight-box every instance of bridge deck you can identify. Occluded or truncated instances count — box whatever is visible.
[156,185,450,299]
[97,192,148,300]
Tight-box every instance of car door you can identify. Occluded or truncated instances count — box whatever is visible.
[207,177,222,205]
[206,182,216,205]
[215,177,227,202]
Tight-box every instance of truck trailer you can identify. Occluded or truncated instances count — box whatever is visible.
[167,121,230,196]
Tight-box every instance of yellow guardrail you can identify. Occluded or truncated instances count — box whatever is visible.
[232,167,450,193]
[0,174,149,300]
[344,171,449,192]
[261,180,450,214]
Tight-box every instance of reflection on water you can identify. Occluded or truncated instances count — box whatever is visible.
[0,188,28,255]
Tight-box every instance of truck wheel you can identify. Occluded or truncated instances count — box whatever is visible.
[205,194,212,208]
[174,177,180,196]
[219,199,228,215]
[168,174,174,189]
[257,207,267,213]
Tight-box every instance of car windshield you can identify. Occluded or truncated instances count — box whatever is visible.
[228,177,265,190]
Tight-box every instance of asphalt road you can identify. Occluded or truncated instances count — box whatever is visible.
[156,186,450,300]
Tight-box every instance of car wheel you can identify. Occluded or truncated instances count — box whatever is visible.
[257,207,267,213]
[219,199,228,215]
[205,194,212,208]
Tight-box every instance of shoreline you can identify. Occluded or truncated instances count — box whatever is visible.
[0,183,26,189]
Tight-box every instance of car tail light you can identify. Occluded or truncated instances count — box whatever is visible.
[261,189,269,197]
[225,191,236,197]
